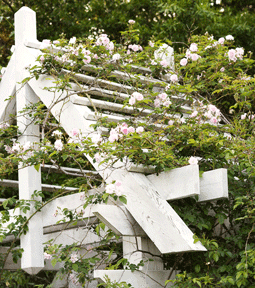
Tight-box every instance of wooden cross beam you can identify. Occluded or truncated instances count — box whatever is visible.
[147,165,228,202]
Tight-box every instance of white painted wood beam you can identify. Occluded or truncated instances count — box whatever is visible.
[15,6,44,275]
[198,168,228,202]
[147,164,200,200]
[100,170,206,254]
[0,179,79,192]
[28,76,95,136]
[93,204,146,237]
[147,165,228,202]
[61,68,136,94]
[41,164,99,175]
[0,246,62,271]
[71,94,152,116]
[123,236,163,271]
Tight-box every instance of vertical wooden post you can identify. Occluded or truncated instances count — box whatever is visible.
[123,236,163,271]
[15,7,44,274]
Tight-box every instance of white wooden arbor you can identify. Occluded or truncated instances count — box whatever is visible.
[0,7,229,288]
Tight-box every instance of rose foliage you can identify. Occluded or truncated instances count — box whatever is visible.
[0,25,255,287]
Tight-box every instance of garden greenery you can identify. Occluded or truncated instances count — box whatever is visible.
[1,22,255,287]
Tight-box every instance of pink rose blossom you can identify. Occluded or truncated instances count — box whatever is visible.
[131,44,139,52]
[108,41,114,51]
[168,120,174,125]
[160,60,168,67]
[220,67,225,72]
[149,41,154,47]
[190,111,198,118]
[70,253,79,263]
[133,92,144,101]
[236,47,244,59]
[163,100,171,106]
[115,180,122,187]
[170,74,178,83]
[69,36,76,44]
[54,139,63,151]
[121,126,129,135]
[228,49,237,62]
[129,96,136,105]
[190,43,198,52]
[189,156,198,165]
[154,98,161,107]
[136,127,144,134]
[127,126,135,133]
[158,93,167,100]
[83,55,91,64]
[128,19,135,24]
[218,37,225,44]
[127,50,131,55]
[44,252,52,260]
[241,113,246,120]
[186,49,191,59]
[180,58,188,66]
[191,53,200,61]
[210,117,218,124]
[208,104,217,113]
[40,55,45,63]
[112,53,121,61]
[226,35,234,41]
[91,133,102,144]
[109,134,118,143]
[71,128,79,137]
[95,153,102,163]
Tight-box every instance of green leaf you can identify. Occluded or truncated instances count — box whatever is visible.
[195,264,200,273]
[228,278,235,285]
[34,163,40,172]
[119,196,127,204]
[213,253,219,262]
[72,263,78,271]
[51,258,57,267]
[2,199,9,209]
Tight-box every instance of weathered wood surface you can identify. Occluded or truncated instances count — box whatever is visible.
[147,165,228,202]
[93,205,146,237]
[147,164,200,200]
[123,236,163,271]
[100,170,206,254]
[198,168,228,202]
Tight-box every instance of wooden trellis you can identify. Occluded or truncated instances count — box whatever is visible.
[0,7,228,288]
